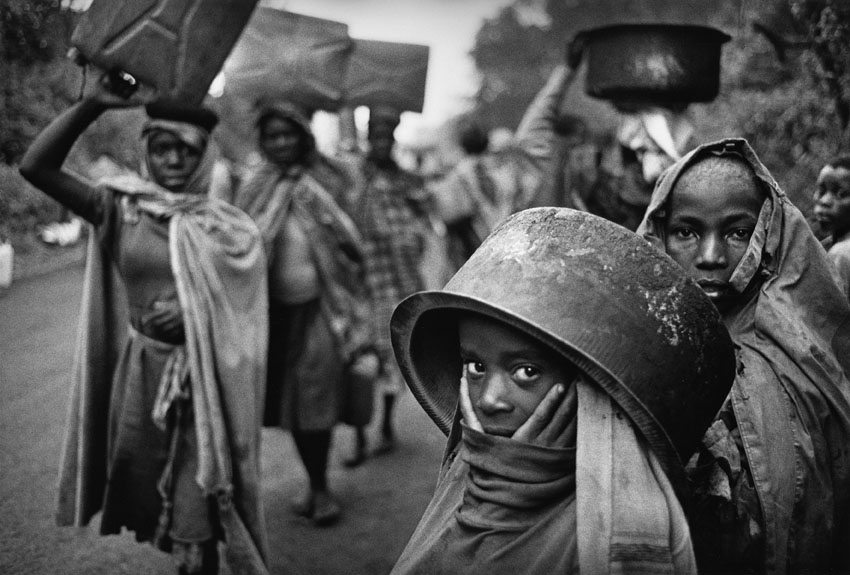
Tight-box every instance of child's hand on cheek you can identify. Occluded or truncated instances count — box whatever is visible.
[514,381,577,448]
[459,374,484,433]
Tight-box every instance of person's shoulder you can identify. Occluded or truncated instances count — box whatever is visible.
[829,235,850,262]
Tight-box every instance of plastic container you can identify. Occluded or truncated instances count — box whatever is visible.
[343,39,430,114]
[583,24,731,105]
[71,0,260,106]
[223,8,352,112]
[0,241,13,288]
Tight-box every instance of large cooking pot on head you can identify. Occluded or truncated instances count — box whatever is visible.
[391,207,736,501]
[582,24,731,106]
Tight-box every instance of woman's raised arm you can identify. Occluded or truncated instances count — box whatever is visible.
[18,73,144,225]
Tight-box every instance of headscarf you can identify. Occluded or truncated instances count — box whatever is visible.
[140,119,220,197]
[637,137,850,574]
[253,99,317,164]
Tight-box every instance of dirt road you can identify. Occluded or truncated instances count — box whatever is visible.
[0,264,446,575]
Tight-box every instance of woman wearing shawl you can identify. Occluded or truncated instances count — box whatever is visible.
[18,75,269,575]
[234,101,376,527]
[637,137,850,574]
[388,207,736,574]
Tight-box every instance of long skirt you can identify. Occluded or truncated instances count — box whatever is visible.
[99,329,215,547]
[265,298,345,432]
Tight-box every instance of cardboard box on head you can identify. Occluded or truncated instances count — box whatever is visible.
[71,0,259,106]
[222,8,352,113]
[343,39,430,115]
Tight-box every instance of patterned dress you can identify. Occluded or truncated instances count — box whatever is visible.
[356,159,429,395]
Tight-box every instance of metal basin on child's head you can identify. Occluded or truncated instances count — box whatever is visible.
[583,24,731,106]
[391,207,736,495]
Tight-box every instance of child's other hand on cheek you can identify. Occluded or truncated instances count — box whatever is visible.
[513,381,576,448]
[459,374,577,448]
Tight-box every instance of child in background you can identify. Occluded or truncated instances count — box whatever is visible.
[813,155,850,298]
[388,207,736,574]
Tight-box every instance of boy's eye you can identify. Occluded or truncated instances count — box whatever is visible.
[729,228,753,241]
[512,365,540,383]
[672,227,695,240]
[464,361,485,378]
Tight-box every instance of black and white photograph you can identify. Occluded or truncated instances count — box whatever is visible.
[3,0,850,573]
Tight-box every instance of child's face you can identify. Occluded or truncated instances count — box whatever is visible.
[458,314,574,437]
[663,157,763,312]
[813,165,850,237]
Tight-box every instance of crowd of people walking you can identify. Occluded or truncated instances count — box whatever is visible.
[11,16,850,575]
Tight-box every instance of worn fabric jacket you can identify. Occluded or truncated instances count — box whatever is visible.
[638,138,850,574]
[390,378,696,575]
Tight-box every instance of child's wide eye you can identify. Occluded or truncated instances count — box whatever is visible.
[672,227,695,240]
[729,228,753,242]
[464,361,485,378]
[512,365,540,383]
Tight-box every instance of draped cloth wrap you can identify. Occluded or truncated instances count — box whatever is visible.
[56,174,270,575]
[235,159,373,364]
[389,377,695,574]
[637,137,850,574]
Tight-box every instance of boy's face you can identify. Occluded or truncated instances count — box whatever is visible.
[663,157,763,312]
[458,314,574,437]
[813,165,850,238]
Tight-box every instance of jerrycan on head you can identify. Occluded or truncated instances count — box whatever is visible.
[71,0,260,106]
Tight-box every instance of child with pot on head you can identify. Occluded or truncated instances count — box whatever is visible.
[813,155,850,299]
[638,138,850,574]
[388,207,737,574]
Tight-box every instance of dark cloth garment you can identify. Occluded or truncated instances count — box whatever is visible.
[264,298,344,431]
[685,400,763,574]
[390,425,578,575]
[101,329,212,545]
[97,196,211,544]
[638,138,850,575]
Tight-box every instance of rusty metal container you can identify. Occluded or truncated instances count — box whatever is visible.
[583,24,731,105]
[71,0,259,106]
[222,8,352,112]
[343,39,429,114]
[391,207,736,495]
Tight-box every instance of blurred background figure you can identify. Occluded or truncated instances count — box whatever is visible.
[343,105,432,463]
[430,60,582,273]
[235,100,377,527]
[574,105,695,231]
[813,155,850,299]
